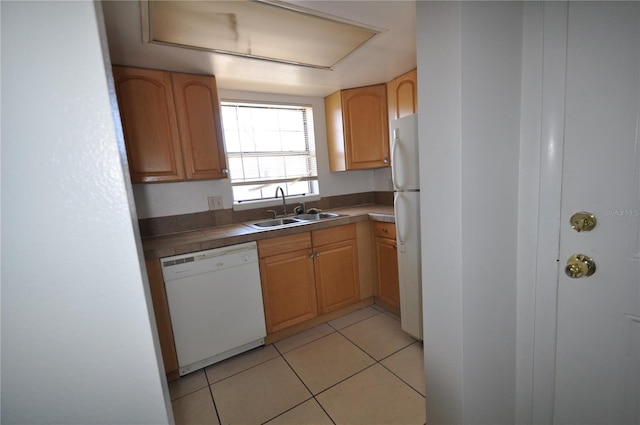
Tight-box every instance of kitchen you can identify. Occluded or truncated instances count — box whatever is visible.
[103,0,417,222]
[106,1,424,423]
[3,2,639,425]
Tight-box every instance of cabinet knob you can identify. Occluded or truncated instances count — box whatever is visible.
[383,158,389,164]
[222,168,229,175]
[382,227,388,233]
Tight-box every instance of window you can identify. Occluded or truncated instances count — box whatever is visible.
[220,101,319,204]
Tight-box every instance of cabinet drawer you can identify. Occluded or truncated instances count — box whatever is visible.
[258,232,312,258]
[373,222,396,240]
[312,223,356,247]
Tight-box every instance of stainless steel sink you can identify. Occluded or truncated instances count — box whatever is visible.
[294,212,341,221]
[247,212,342,230]
[248,218,301,228]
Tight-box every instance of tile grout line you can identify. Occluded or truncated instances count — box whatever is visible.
[170,346,282,403]
[269,320,416,425]
[171,305,385,401]
[265,344,337,425]
[275,316,414,410]
[334,320,424,398]
[334,326,382,364]
[327,308,383,328]
[168,371,210,402]
[272,306,383,357]
[274,327,338,356]
[171,306,422,424]
[313,397,338,425]
[204,346,280,387]
[312,362,380,398]
[206,377,224,425]
[378,358,426,399]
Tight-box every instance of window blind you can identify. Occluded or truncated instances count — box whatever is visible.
[220,101,319,202]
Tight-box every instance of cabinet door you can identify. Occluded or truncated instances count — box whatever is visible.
[375,237,400,308]
[387,69,418,121]
[314,239,360,314]
[259,249,317,333]
[145,259,179,381]
[170,73,228,180]
[113,66,185,183]
[342,85,390,170]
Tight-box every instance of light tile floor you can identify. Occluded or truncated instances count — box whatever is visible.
[168,305,426,425]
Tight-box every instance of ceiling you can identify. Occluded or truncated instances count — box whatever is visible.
[101,1,417,97]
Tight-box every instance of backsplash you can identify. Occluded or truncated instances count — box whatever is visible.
[139,191,394,237]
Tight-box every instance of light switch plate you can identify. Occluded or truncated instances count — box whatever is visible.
[207,196,223,210]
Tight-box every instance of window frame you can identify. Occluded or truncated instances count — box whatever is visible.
[219,99,321,210]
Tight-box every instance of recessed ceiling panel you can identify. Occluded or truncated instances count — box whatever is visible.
[147,0,380,69]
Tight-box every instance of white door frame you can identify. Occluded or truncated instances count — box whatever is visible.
[520,2,569,423]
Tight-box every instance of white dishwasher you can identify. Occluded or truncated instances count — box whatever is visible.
[161,241,266,376]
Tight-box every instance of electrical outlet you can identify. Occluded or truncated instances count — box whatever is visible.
[207,195,223,210]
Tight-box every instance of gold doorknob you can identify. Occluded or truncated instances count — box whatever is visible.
[570,212,597,232]
[565,254,596,278]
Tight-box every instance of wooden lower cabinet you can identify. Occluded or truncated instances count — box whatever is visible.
[259,247,318,333]
[313,226,360,314]
[145,258,179,381]
[373,222,400,309]
[145,223,365,375]
[258,224,360,334]
[258,232,317,333]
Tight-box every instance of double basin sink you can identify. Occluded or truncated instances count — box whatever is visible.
[247,212,341,230]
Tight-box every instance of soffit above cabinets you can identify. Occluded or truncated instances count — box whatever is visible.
[145,0,382,70]
[102,1,417,97]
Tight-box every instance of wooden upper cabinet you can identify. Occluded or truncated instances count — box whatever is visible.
[325,84,390,171]
[113,66,227,183]
[387,69,418,121]
[170,73,228,180]
[113,66,185,183]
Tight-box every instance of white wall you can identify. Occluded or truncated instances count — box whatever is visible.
[460,3,522,423]
[417,3,464,422]
[1,2,171,424]
[417,2,523,423]
[132,89,377,218]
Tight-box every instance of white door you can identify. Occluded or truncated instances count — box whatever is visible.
[554,2,640,423]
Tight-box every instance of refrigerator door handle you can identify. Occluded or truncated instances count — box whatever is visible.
[391,128,402,190]
[394,193,407,252]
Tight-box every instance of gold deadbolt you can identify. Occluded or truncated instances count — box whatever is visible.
[570,211,597,232]
[565,254,596,278]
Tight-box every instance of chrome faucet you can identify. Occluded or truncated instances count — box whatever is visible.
[275,186,287,216]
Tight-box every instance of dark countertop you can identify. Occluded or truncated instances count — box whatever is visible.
[142,204,394,260]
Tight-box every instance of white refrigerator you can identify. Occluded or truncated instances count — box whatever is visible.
[390,113,423,340]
